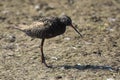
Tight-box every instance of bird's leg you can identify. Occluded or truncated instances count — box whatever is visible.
[40,39,49,67]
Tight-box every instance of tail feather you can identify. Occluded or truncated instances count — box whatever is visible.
[12,26,26,32]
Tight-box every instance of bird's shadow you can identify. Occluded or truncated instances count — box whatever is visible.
[54,64,119,72]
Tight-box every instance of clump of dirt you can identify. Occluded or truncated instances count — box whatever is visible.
[0,0,120,80]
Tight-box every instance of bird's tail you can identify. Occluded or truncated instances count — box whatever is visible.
[12,24,30,32]
[12,26,25,32]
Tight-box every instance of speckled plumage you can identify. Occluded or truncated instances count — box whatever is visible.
[17,16,67,39]
[14,15,82,68]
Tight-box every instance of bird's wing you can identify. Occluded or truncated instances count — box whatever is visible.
[39,16,59,26]
[18,21,44,31]
[14,16,59,32]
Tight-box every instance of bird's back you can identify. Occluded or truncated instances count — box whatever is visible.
[15,16,66,39]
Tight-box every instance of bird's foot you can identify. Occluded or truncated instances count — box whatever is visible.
[42,61,53,68]
[44,63,52,68]
[46,65,53,68]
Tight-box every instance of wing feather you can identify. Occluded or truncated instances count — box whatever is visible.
[18,21,44,30]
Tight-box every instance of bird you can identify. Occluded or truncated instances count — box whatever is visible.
[13,15,83,68]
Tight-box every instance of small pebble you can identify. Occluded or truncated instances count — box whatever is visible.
[106,78,114,80]
[8,35,16,42]
[77,63,81,65]
[72,46,77,50]
[34,5,40,10]
[64,37,70,41]
[60,66,65,70]
[51,57,58,60]
[106,27,114,32]
[7,52,14,56]
[108,18,116,22]
[2,10,9,14]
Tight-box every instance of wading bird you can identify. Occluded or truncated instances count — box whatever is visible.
[14,15,82,68]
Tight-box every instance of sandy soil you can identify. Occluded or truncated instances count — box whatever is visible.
[0,0,120,80]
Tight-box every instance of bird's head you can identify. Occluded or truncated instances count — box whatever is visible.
[60,15,83,37]
[60,15,72,26]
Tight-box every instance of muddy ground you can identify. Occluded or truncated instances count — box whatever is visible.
[0,0,120,80]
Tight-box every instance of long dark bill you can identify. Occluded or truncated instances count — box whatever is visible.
[71,24,83,37]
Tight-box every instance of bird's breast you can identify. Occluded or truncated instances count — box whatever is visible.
[44,25,66,39]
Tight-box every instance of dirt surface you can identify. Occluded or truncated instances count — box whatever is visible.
[0,0,120,80]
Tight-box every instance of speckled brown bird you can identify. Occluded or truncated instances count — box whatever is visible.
[14,15,82,68]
